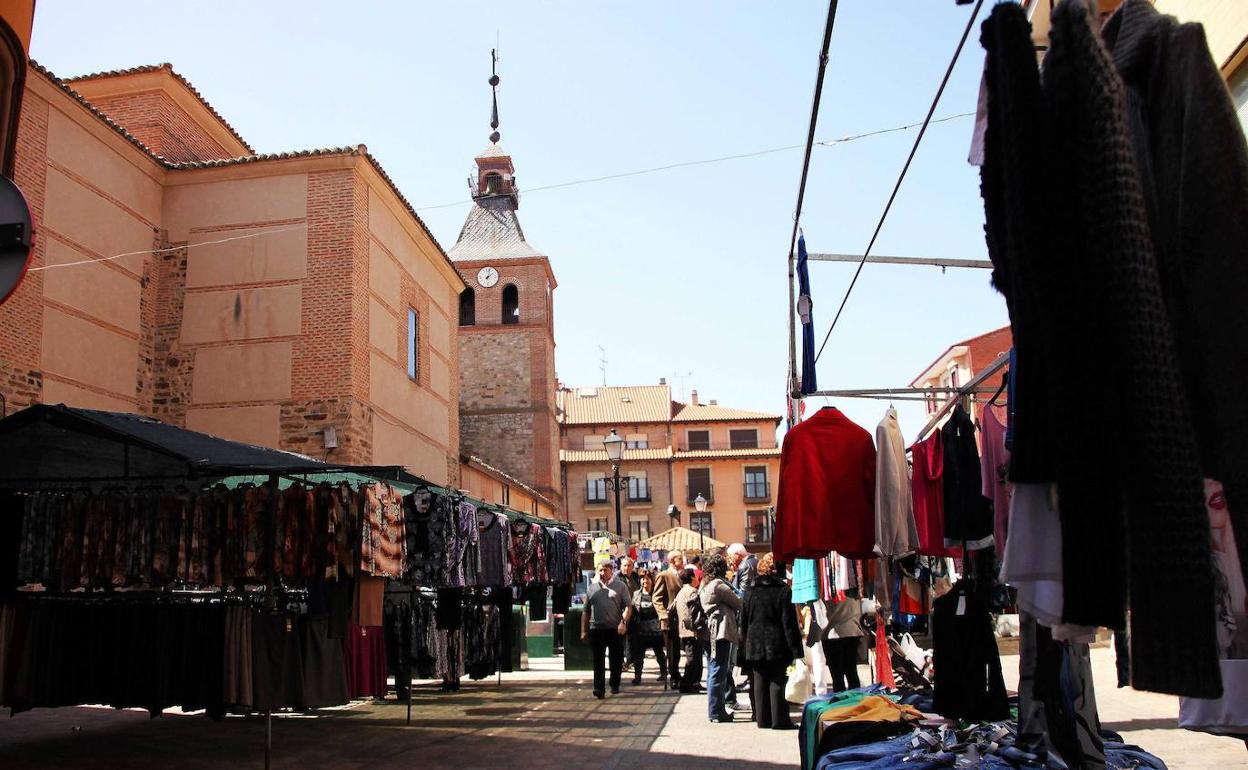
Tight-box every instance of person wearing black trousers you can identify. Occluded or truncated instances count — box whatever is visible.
[581,561,633,699]
[821,595,864,692]
[738,553,803,730]
[628,570,668,685]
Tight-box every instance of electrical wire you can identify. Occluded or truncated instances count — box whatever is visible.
[813,0,986,365]
[414,109,973,212]
[27,224,309,273]
[25,108,976,276]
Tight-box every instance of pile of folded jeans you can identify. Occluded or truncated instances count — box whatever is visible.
[802,689,1168,770]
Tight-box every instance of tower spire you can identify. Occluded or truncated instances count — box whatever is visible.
[489,49,501,144]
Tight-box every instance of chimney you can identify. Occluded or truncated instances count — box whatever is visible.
[691,390,699,406]
[710,399,718,406]
[659,377,666,385]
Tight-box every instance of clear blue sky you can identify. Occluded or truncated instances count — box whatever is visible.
[31,1,1009,442]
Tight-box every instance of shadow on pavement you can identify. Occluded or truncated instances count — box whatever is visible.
[0,678,802,769]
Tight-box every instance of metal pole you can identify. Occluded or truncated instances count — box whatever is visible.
[787,0,842,397]
[265,709,271,770]
[612,462,622,540]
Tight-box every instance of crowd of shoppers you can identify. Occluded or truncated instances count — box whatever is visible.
[582,543,866,730]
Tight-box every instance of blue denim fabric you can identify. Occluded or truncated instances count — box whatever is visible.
[1105,743,1168,770]
[707,639,732,720]
[812,733,917,766]
[725,640,739,703]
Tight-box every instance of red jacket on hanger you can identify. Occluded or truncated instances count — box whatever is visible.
[911,431,961,558]
[774,407,877,561]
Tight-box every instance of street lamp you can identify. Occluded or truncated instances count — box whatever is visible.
[694,493,708,553]
[603,429,627,540]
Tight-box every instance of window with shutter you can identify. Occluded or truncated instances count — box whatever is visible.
[686,430,710,451]
[729,429,758,449]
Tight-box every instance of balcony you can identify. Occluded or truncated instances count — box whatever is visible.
[686,485,714,504]
[627,491,652,503]
[743,482,771,502]
[677,440,779,452]
[585,492,609,505]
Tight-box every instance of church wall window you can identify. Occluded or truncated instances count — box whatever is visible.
[502,284,519,325]
[459,287,476,326]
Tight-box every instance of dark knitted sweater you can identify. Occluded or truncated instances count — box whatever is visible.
[981,0,1129,630]
[979,2,1060,486]
[1103,0,1248,612]
[980,0,1219,697]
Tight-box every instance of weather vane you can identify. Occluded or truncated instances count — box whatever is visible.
[489,48,501,144]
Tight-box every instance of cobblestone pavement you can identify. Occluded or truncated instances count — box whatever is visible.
[1,651,1244,769]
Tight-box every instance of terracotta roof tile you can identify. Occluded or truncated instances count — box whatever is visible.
[558,385,672,426]
[64,62,254,154]
[463,455,556,509]
[162,145,364,170]
[560,447,673,463]
[30,61,162,162]
[671,402,781,423]
[672,447,781,461]
[633,526,725,552]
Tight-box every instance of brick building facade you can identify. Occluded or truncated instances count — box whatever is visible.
[0,62,464,486]
[560,383,781,551]
[449,139,561,506]
[910,325,1012,425]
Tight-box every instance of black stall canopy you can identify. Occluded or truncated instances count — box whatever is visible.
[0,403,416,483]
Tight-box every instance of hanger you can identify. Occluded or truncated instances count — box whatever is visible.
[989,371,1009,407]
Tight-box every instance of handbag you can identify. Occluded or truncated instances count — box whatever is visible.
[784,659,812,703]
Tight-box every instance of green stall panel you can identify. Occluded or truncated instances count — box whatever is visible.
[511,606,528,671]
[562,608,593,671]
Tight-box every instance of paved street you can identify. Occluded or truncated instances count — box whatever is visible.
[0,651,1244,769]
[0,658,795,770]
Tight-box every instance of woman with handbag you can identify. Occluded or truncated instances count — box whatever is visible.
[629,570,668,686]
[739,553,803,729]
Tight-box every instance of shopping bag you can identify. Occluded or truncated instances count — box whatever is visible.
[785,659,812,703]
[897,632,929,671]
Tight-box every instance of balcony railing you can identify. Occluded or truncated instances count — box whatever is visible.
[628,492,652,503]
[686,485,714,504]
[743,482,771,502]
[678,440,779,452]
[585,491,609,505]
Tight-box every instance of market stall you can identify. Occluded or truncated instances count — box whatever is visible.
[0,404,579,767]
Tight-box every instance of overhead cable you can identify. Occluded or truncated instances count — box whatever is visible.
[414,109,973,212]
[28,224,308,273]
[813,0,986,365]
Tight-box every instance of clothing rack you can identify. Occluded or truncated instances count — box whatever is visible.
[912,351,1009,445]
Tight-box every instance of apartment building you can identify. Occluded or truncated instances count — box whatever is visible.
[560,383,781,550]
